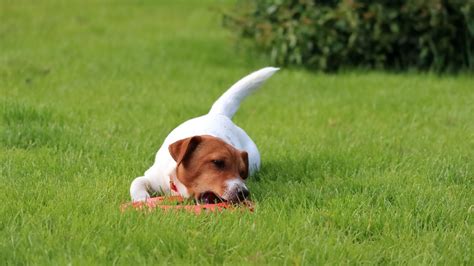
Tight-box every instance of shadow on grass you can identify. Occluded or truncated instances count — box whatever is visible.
[255,151,364,183]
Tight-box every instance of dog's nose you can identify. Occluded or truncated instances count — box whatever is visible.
[236,187,250,201]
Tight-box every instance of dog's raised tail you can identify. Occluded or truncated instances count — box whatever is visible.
[209,67,279,119]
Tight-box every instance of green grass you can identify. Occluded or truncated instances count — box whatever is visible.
[1,0,473,264]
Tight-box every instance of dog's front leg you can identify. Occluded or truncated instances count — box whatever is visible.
[130,176,151,202]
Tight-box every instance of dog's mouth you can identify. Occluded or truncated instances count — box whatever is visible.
[196,191,225,204]
[196,190,251,204]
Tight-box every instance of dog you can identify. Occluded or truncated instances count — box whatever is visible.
[130,67,279,203]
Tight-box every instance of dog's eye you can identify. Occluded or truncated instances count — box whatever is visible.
[212,159,225,169]
[240,171,247,179]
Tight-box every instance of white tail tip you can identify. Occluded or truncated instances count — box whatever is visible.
[209,66,280,118]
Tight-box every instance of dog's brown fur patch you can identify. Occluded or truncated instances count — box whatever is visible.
[169,135,248,199]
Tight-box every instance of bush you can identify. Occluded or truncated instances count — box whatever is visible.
[223,0,474,72]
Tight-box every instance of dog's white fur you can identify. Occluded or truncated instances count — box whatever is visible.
[130,67,279,202]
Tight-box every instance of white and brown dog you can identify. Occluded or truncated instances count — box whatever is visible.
[130,67,279,203]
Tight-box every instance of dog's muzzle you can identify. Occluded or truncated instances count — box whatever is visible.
[197,191,224,204]
[233,187,250,202]
[223,186,251,203]
[197,187,250,204]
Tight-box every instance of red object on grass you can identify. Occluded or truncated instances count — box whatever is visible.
[121,196,254,214]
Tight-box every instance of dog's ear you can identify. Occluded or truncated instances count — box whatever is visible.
[168,136,202,166]
[240,151,249,179]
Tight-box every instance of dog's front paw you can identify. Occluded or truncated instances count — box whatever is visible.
[131,191,150,202]
[130,176,152,202]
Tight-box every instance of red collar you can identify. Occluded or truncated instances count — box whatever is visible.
[170,180,179,193]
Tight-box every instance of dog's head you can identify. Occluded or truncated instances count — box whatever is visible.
[168,135,250,203]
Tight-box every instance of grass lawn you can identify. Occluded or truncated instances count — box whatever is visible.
[1,0,473,264]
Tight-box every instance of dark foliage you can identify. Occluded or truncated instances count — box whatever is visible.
[224,0,474,72]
